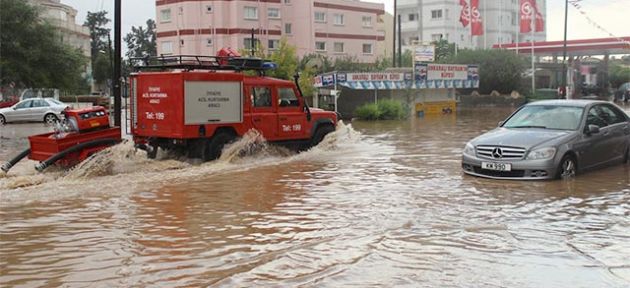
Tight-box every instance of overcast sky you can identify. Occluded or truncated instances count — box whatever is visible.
[61,0,629,42]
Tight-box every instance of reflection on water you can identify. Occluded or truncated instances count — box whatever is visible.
[1,108,630,287]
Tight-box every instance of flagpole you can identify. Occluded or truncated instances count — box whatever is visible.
[531,2,535,97]
[469,0,473,49]
[482,0,488,49]
[497,0,503,49]
[516,1,519,54]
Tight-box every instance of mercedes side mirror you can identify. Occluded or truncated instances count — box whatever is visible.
[498,121,505,127]
[587,124,600,135]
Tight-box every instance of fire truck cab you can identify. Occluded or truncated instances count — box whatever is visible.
[129,52,337,161]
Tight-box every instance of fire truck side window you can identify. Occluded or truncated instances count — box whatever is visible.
[278,88,299,107]
[252,87,272,108]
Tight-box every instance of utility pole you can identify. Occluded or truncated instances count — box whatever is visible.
[393,0,397,67]
[398,14,402,67]
[113,0,122,127]
[562,0,569,99]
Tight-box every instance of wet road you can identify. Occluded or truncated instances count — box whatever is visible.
[1,107,629,287]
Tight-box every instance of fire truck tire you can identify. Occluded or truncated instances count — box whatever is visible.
[146,144,158,159]
[311,125,335,147]
[205,132,235,161]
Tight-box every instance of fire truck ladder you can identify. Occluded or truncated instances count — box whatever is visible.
[130,55,276,73]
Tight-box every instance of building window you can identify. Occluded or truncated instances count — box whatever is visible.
[362,16,372,27]
[268,8,280,19]
[206,5,213,13]
[244,38,260,50]
[244,7,258,20]
[268,39,280,50]
[362,44,373,54]
[162,41,173,54]
[431,10,443,19]
[285,23,292,34]
[206,38,213,47]
[314,11,326,23]
[431,34,443,41]
[160,9,171,23]
[178,7,183,15]
[284,0,291,4]
[333,14,344,25]
[333,42,344,53]
[315,41,326,51]
[408,13,417,21]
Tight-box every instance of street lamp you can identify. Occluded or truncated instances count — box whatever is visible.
[561,0,568,99]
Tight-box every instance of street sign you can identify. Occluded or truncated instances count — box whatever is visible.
[413,44,435,62]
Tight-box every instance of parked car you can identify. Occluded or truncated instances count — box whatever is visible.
[0,98,69,125]
[614,82,630,102]
[462,100,630,180]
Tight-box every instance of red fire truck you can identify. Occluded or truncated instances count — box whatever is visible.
[129,51,338,161]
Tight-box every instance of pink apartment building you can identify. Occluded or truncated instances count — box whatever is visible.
[155,0,386,63]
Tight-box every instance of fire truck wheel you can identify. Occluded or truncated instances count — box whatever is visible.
[311,125,335,147]
[205,132,235,161]
[146,144,158,159]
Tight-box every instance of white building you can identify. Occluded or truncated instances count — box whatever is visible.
[30,0,93,87]
[396,0,546,51]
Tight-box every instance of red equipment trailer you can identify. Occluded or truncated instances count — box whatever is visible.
[1,106,121,173]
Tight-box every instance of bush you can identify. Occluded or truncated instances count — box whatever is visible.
[355,103,381,120]
[355,99,407,121]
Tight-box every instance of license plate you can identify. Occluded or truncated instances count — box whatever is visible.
[481,162,512,171]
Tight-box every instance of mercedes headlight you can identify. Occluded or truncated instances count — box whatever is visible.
[463,142,476,156]
[526,147,556,160]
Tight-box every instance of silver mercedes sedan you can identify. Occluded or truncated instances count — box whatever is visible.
[462,100,630,180]
[0,98,69,125]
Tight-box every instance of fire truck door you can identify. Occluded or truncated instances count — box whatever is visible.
[277,87,307,139]
[249,86,278,140]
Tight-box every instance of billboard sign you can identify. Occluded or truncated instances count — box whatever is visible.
[414,44,435,62]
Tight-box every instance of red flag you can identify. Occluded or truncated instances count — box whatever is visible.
[520,0,544,33]
[470,0,483,36]
[459,0,470,27]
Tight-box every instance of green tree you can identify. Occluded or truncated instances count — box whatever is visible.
[124,19,157,58]
[432,39,456,63]
[0,0,88,93]
[609,63,630,89]
[84,11,111,87]
[444,49,527,94]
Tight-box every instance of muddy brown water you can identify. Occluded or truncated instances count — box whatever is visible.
[1,107,629,287]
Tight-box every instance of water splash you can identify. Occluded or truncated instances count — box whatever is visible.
[0,121,363,205]
[65,141,190,180]
[218,130,293,164]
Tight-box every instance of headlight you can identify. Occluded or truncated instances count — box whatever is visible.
[463,142,476,156]
[526,147,556,160]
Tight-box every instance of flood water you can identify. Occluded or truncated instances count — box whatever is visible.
[1,107,629,287]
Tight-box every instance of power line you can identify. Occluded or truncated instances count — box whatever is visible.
[568,0,630,48]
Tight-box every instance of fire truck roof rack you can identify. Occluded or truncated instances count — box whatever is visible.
[131,55,276,72]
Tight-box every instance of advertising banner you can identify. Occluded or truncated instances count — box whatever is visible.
[414,44,435,62]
